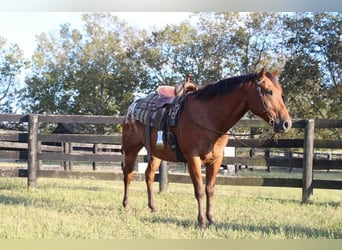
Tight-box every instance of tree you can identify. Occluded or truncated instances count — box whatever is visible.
[0,37,25,113]
[312,13,342,120]
[280,53,326,119]
[22,11,341,134]
[138,12,285,87]
[226,12,285,74]
[281,12,341,120]
[72,13,141,116]
[24,13,144,116]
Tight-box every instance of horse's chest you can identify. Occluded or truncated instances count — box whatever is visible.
[195,136,228,161]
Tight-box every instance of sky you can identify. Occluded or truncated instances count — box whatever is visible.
[0,12,192,58]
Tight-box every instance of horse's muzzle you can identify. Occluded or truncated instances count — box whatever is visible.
[270,118,292,133]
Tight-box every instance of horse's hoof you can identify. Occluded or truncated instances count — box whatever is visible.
[208,220,216,227]
[150,207,157,213]
[122,202,130,213]
[123,206,131,213]
[208,218,215,225]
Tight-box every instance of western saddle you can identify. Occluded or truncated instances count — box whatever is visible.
[132,75,198,162]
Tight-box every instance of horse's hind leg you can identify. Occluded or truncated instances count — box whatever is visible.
[122,151,139,211]
[145,156,161,212]
[122,128,143,211]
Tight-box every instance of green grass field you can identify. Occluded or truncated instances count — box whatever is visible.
[0,177,341,239]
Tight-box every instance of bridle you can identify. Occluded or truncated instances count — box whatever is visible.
[256,78,275,130]
[183,77,278,146]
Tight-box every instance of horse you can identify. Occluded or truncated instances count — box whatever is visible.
[121,67,292,228]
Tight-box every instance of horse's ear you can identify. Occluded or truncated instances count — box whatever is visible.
[271,70,280,77]
[257,67,267,80]
[186,74,191,83]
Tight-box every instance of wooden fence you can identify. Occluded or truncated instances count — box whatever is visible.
[0,114,341,203]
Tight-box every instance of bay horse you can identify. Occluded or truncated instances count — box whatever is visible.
[121,67,292,228]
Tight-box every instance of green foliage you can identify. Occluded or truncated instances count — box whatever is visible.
[280,53,326,119]
[24,13,142,116]
[278,12,341,139]
[3,12,340,128]
[281,13,342,120]
[0,37,25,113]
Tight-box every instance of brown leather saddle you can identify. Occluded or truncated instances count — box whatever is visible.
[132,75,198,162]
[133,75,198,129]
[157,74,199,99]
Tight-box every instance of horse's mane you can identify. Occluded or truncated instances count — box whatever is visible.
[192,73,257,100]
[192,72,282,100]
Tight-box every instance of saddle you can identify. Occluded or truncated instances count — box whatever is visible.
[132,75,198,162]
[157,75,199,98]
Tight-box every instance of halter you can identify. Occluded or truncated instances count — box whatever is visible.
[256,78,275,129]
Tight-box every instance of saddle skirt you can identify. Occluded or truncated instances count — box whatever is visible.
[131,75,198,129]
[132,93,185,130]
[127,75,198,162]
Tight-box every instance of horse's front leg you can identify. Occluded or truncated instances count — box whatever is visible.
[205,155,223,226]
[187,157,206,228]
[145,156,162,212]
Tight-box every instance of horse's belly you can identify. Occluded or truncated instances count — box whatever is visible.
[152,148,180,162]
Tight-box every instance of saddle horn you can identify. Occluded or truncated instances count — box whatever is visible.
[174,74,199,96]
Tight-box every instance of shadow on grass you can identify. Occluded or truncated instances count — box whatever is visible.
[0,194,29,206]
[251,196,341,209]
[141,215,195,229]
[141,215,341,239]
[213,221,342,239]
[0,193,119,216]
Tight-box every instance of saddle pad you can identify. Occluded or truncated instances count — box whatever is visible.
[131,93,185,129]
[132,94,159,125]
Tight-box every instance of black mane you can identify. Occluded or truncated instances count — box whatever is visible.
[192,73,257,100]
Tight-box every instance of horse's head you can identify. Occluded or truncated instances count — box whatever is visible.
[248,67,292,133]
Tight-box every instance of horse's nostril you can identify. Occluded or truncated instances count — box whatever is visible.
[273,119,292,133]
[282,120,292,132]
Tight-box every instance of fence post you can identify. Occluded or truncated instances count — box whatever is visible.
[37,141,42,170]
[92,143,98,171]
[68,142,73,170]
[28,114,39,190]
[159,161,168,192]
[302,119,315,203]
[63,142,69,171]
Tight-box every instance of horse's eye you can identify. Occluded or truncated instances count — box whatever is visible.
[266,89,273,96]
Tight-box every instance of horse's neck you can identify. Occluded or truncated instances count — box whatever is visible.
[190,92,248,133]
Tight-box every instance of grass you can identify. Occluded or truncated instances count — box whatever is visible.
[0,177,341,239]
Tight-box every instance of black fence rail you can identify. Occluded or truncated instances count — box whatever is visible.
[0,114,341,203]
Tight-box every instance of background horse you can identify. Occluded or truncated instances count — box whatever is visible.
[121,67,292,228]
